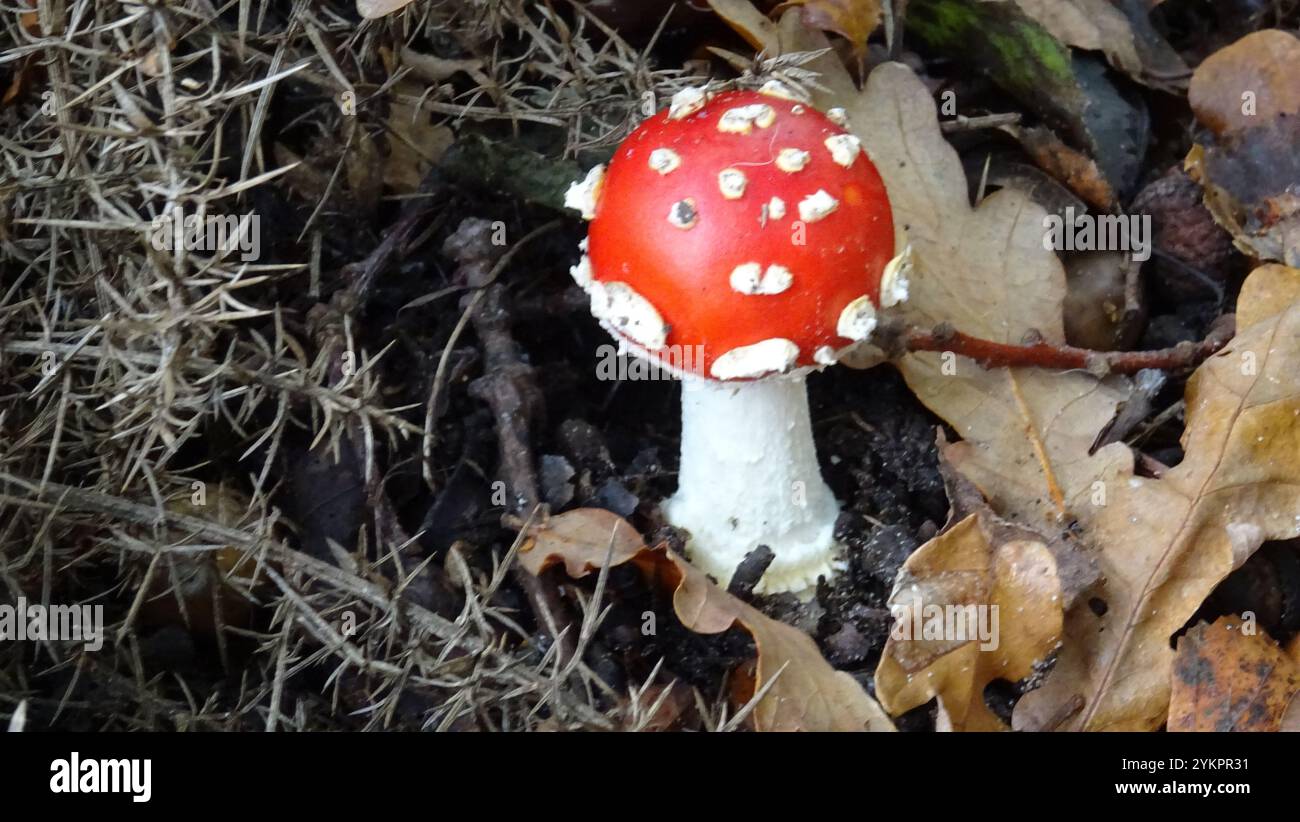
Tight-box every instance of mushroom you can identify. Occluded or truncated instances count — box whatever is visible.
[564,87,903,595]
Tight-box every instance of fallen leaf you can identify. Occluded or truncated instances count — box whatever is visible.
[874,458,1093,730]
[356,0,415,19]
[519,508,647,578]
[905,0,1148,197]
[1013,0,1143,78]
[774,0,882,53]
[344,117,383,213]
[522,509,895,731]
[1000,124,1116,211]
[838,49,1132,530]
[706,0,780,52]
[1186,31,1300,267]
[1108,0,1189,82]
[875,514,1065,730]
[1005,264,1300,730]
[1187,30,1300,138]
[1186,127,1300,268]
[1012,0,1187,89]
[1169,615,1300,732]
[384,82,454,194]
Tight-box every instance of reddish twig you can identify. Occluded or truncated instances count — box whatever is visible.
[892,314,1236,375]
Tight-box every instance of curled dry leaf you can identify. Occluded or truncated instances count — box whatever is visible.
[356,0,415,20]
[773,0,883,54]
[520,508,895,731]
[706,0,780,52]
[1002,264,1300,730]
[1012,0,1186,89]
[1169,615,1300,732]
[383,81,454,194]
[874,514,1065,731]
[1013,0,1138,73]
[1000,124,1116,211]
[1186,30,1300,267]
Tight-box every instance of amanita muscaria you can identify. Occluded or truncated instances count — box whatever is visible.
[565,83,909,595]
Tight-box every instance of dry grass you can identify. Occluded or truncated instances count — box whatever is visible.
[0,0,718,731]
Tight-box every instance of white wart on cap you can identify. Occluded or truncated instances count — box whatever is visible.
[880,246,913,307]
[589,281,668,350]
[837,296,877,341]
[563,165,605,220]
[710,338,800,379]
[729,263,793,295]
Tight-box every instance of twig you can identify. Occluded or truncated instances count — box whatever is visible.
[422,218,561,488]
[441,217,578,668]
[940,112,1021,132]
[339,184,440,304]
[887,314,1236,375]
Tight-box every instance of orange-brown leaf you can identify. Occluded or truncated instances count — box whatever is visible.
[1001,124,1116,211]
[875,515,1064,731]
[774,0,882,54]
[1188,30,1300,138]
[706,0,781,51]
[1169,616,1300,732]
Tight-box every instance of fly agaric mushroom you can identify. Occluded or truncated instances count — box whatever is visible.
[565,86,906,595]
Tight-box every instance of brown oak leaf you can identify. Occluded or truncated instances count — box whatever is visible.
[521,508,895,731]
[1169,615,1300,732]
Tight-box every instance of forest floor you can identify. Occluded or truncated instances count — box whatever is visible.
[3,0,1299,732]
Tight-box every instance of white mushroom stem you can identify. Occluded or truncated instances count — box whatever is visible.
[663,374,842,597]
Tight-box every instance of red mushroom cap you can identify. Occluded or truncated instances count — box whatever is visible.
[573,87,895,379]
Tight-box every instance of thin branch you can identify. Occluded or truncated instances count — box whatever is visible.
[888,314,1236,375]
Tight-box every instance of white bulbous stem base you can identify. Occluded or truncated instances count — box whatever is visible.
[662,374,842,596]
